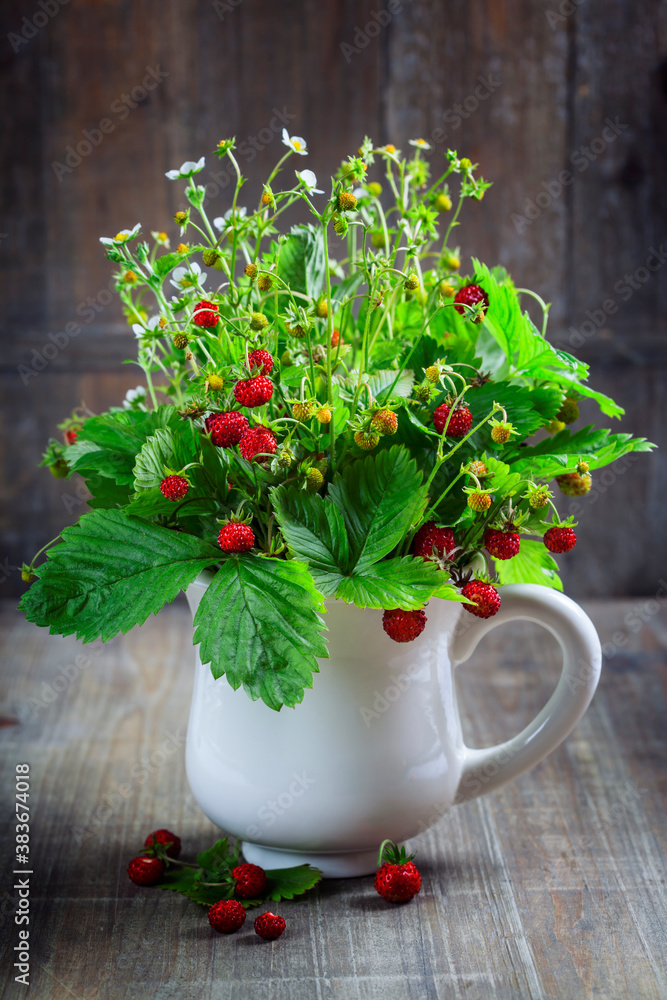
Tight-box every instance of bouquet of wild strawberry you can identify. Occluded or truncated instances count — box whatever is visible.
[21,131,654,709]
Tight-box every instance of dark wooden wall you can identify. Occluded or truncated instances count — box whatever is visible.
[1,0,666,599]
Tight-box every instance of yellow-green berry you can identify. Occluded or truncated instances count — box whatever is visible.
[527,487,550,509]
[443,253,460,271]
[405,274,420,292]
[491,420,515,445]
[424,365,440,384]
[332,213,348,236]
[338,191,357,212]
[354,430,380,450]
[317,406,332,424]
[367,182,382,198]
[555,472,592,497]
[371,230,387,249]
[438,281,455,297]
[547,418,566,434]
[173,333,188,350]
[292,401,313,422]
[250,312,269,331]
[174,211,188,225]
[467,490,492,512]
[434,193,452,213]
[244,263,258,279]
[371,409,398,436]
[306,468,324,492]
[557,398,580,424]
[459,157,472,170]
[315,300,328,319]
[207,373,224,391]
[467,461,488,477]
[414,382,433,403]
[258,274,273,292]
[202,249,220,266]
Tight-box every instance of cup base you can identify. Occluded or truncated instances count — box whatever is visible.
[241,842,379,878]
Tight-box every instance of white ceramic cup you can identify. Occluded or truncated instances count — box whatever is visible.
[185,573,601,877]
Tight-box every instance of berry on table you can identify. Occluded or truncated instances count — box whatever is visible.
[247,349,274,376]
[412,522,456,561]
[127,857,165,886]
[461,580,501,619]
[205,411,249,448]
[374,840,422,903]
[382,608,427,643]
[239,425,277,462]
[453,284,489,322]
[193,300,220,328]
[254,912,286,940]
[544,526,577,553]
[484,528,520,560]
[160,475,189,502]
[209,899,246,934]
[433,403,473,437]
[234,376,274,408]
[232,863,267,899]
[217,522,255,553]
[144,828,182,859]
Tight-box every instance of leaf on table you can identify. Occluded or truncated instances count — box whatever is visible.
[264,865,323,901]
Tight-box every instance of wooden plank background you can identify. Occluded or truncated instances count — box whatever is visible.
[0,597,665,998]
[1,0,666,599]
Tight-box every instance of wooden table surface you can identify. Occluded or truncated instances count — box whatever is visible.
[1,596,665,1000]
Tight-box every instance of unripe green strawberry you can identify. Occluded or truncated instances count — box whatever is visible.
[371,230,387,249]
[315,299,328,318]
[244,263,258,279]
[292,401,313,421]
[338,191,357,211]
[443,253,460,270]
[258,274,272,291]
[405,274,420,292]
[527,485,550,509]
[460,157,472,170]
[317,406,332,424]
[547,418,566,434]
[332,213,348,236]
[424,365,440,384]
[367,182,382,198]
[371,409,398,435]
[172,333,188,350]
[306,468,324,492]
[354,430,380,450]
[202,249,220,266]
[556,472,592,496]
[557,398,580,424]
[434,193,452,213]
[490,420,515,444]
[207,373,224,391]
[286,322,306,339]
[250,312,269,331]
[467,460,488,477]
[277,447,293,469]
[467,490,492,512]
[414,382,433,403]
[281,350,293,367]
[438,281,455,297]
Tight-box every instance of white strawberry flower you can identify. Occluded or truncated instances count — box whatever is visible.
[282,129,308,156]
[213,207,248,231]
[295,169,323,194]
[170,261,208,292]
[409,138,432,150]
[132,315,162,340]
[99,222,141,246]
[165,157,206,180]
[123,386,147,409]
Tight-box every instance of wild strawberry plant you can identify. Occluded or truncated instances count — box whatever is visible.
[21,132,654,709]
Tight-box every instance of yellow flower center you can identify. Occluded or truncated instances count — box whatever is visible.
[157,232,168,242]
[115,233,128,242]
[293,140,302,151]
[159,317,168,328]
[385,144,396,153]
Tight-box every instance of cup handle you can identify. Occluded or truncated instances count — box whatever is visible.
[451,583,602,804]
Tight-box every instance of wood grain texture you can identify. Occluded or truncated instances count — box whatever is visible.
[0,599,665,999]
[0,0,665,599]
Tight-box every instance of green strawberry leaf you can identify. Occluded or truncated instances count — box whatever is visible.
[327,446,428,574]
[335,556,465,609]
[192,553,328,711]
[264,865,323,901]
[493,539,563,590]
[66,406,181,485]
[271,487,348,596]
[19,509,221,641]
[195,838,236,872]
[153,252,183,279]
[277,223,325,297]
[508,426,655,480]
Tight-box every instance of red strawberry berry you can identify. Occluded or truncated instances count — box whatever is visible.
[453,284,489,320]
[247,349,274,376]
[382,608,427,643]
[65,428,80,445]
[208,899,246,934]
[234,375,274,407]
[193,299,220,328]
[484,528,520,560]
[160,475,189,501]
[254,912,286,940]
[127,856,165,886]
[239,425,277,462]
[231,863,267,899]
[331,329,341,347]
[544,526,577,553]
[217,523,255,553]
[144,828,182,859]
[205,411,249,448]
[461,580,501,619]
[412,521,456,561]
[374,841,422,903]
[433,403,473,437]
